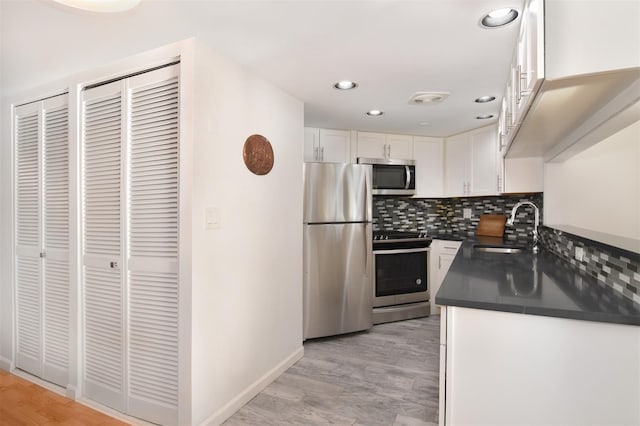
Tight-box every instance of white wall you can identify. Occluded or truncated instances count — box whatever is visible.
[189,41,303,425]
[0,3,304,422]
[544,120,640,244]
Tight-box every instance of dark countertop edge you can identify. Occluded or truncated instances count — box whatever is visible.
[436,297,640,326]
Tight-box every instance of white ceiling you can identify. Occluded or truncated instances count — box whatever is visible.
[0,0,524,137]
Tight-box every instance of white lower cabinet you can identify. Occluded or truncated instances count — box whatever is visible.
[81,64,179,425]
[14,94,70,388]
[430,240,461,314]
[440,306,640,425]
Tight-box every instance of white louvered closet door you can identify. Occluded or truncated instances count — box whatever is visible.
[42,95,70,386]
[82,81,126,412]
[82,64,179,424]
[14,95,70,388]
[126,65,179,425]
[15,101,43,378]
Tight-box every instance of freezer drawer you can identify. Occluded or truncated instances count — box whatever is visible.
[303,223,373,339]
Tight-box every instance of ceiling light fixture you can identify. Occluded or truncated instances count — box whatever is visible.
[366,110,384,117]
[475,95,496,103]
[408,91,449,105]
[333,80,358,90]
[480,8,519,28]
[50,0,141,13]
[476,114,495,120]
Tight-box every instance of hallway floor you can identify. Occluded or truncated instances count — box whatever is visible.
[224,316,440,426]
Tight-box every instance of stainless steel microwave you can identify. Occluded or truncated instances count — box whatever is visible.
[357,158,416,196]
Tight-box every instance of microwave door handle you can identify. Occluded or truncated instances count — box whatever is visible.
[405,165,411,189]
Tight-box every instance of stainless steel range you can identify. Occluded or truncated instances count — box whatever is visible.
[373,230,432,324]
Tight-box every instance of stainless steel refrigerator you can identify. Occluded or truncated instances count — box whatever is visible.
[303,162,373,339]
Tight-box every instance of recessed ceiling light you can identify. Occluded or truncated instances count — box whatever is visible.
[366,110,384,117]
[475,95,496,103]
[480,8,519,28]
[334,80,358,90]
[51,0,141,12]
[476,114,495,120]
[419,121,429,126]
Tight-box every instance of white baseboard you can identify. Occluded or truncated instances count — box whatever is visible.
[200,346,304,426]
[66,384,79,399]
[0,356,13,371]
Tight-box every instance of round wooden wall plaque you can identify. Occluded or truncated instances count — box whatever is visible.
[243,134,274,175]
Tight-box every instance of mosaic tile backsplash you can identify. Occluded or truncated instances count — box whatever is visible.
[540,227,640,304]
[373,193,544,242]
[373,193,640,304]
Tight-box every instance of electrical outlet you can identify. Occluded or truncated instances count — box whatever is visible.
[463,208,472,219]
[575,246,584,262]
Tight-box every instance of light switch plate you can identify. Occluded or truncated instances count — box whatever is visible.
[463,208,472,219]
[205,207,221,229]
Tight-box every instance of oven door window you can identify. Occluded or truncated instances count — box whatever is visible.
[375,250,427,297]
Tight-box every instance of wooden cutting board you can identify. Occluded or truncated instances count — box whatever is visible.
[477,214,507,238]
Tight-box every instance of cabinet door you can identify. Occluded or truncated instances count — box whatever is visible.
[503,157,543,193]
[319,128,350,163]
[437,242,461,285]
[444,133,468,196]
[413,136,443,197]
[386,134,413,160]
[304,127,320,161]
[356,131,387,159]
[469,127,498,196]
[521,0,544,97]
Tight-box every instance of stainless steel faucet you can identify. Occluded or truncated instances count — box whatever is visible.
[506,201,539,253]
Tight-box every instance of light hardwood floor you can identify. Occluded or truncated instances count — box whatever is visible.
[0,370,128,425]
[224,315,441,426]
[0,316,440,425]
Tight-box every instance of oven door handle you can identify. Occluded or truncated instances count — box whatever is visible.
[374,247,429,255]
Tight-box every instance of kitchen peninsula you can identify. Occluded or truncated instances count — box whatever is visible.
[435,239,640,426]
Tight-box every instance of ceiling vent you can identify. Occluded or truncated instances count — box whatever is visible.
[408,92,449,105]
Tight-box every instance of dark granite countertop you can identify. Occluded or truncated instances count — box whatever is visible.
[435,239,640,326]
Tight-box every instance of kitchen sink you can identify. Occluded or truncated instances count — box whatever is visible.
[473,244,526,254]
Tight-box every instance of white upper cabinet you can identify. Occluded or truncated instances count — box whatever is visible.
[445,126,499,197]
[470,127,499,195]
[304,127,351,163]
[356,131,413,160]
[444,133,468,197]
[502,157,544,193]
[413,136,444,198]
[501,0,545,151]
[504,0,640,161]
